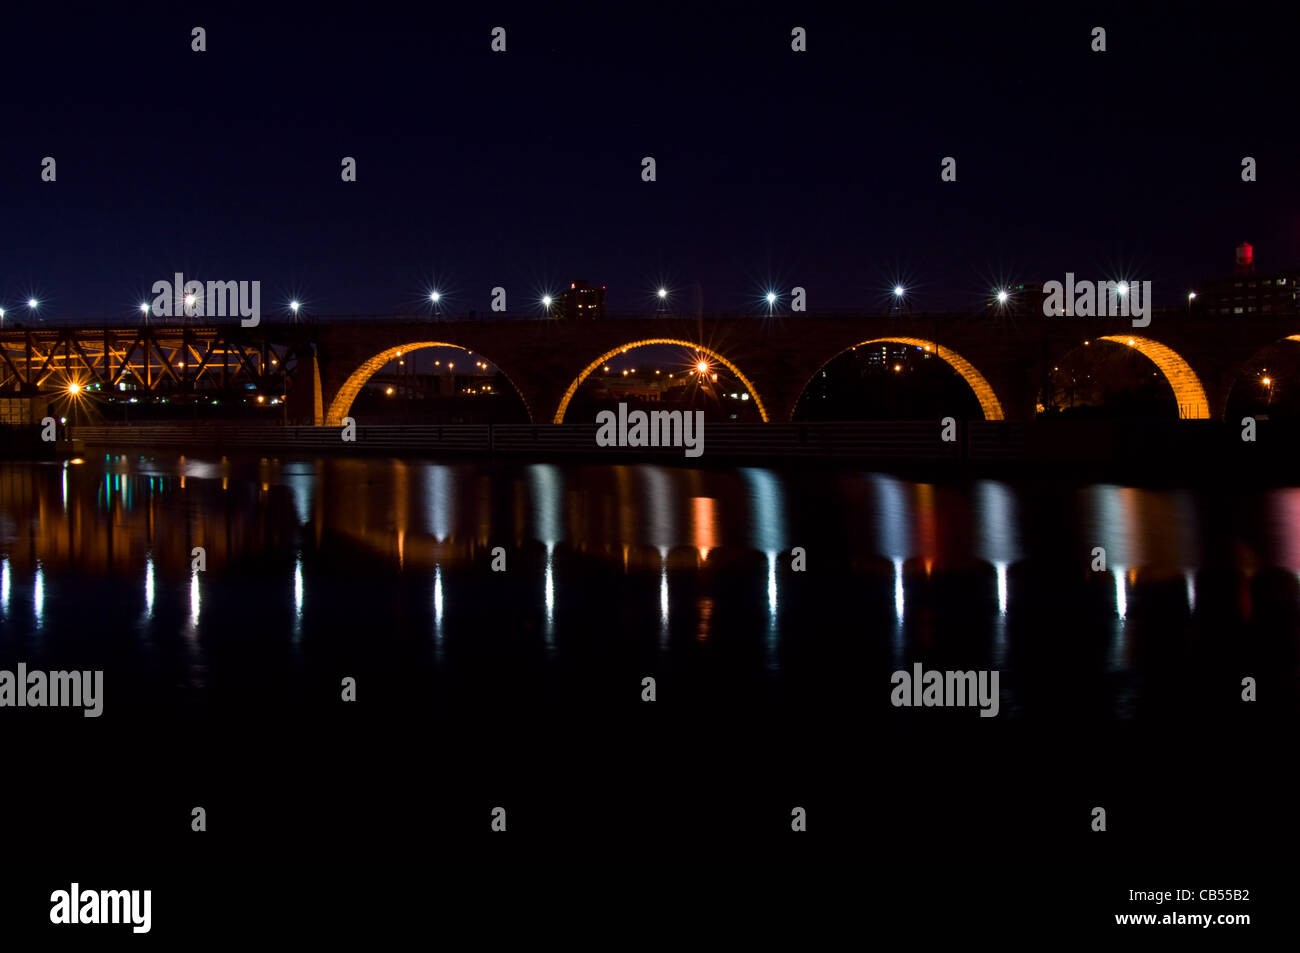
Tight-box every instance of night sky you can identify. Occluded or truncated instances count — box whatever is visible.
[4,2,1298,319]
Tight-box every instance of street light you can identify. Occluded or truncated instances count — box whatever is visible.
[996,289,1009,305]
[542,295,553,315]
[765,291,777,315]
[290,300,300,321]
[430,291,441,317]
[140,302,150,323]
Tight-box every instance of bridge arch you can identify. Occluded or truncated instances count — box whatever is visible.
[1219,333,1300,418]
[795,337,1005,421]
[324,342,528,426]
[1092,335,1210,419]
[553,338,769,423]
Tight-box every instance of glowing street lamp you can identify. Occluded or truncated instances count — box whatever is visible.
[140,302,150,324]
[68,382,82,395]
[892,285,909,316]
[995,289,1009,308]
[430,291,441,317]
[290,300,301,321]
[542,295,553,315]
[765,291,777,315]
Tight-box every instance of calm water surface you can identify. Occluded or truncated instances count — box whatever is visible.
[2,453,1297,859]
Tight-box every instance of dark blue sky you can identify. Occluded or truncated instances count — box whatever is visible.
[3,2,1298,319]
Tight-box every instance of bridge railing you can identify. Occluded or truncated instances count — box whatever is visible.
[67,421,990,460]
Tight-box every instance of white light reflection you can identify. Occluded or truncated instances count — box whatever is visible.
[544,542,556,653]
[975,480,1020,608]
[528,465,563,655]
[659,549,669,618]
[1109,568,1129,682]
[33,562,44,626]
[975,480,1020,667]
[767,551,778,616]
[1185,569,1196,614]
[869,474,912,665]
[189,569,201,626]
[892,556,905,619]
[1,557,9,615]
[294,553,304,627]
[145,554,155,619]
[433,564,445,659]
[872,475,911,561]
[424,464,454,542]
[1087,485,1138,674]
[995,562,1008,617]
[641,467,675,553]
[285,468,315,527]
[658,548,669,651]
[741,469,788,672]
[527,464,562,546]
[61,464,68,509]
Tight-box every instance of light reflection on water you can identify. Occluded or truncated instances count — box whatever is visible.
[0,455,1297,718]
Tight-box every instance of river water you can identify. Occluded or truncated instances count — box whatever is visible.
[1,453,1296,865]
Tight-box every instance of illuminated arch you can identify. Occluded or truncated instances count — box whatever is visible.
[799,337,1005,421]
[1095,335,1209,419]
[553,338,769,423]
[325,342,526,425]
[1217,333,1300,417]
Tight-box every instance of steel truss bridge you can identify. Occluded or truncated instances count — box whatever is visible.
[0,325,301,397]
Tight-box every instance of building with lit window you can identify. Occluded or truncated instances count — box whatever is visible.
[559,280,606,319]
[1193,243,1300,316]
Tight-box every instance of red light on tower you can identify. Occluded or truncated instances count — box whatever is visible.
[1236,241,1254,274]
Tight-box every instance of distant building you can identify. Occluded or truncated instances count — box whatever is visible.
[1193,243,1300,316]
[558,280,606,319]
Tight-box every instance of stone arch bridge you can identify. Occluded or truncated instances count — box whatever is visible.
[290,312,1300,425]
[2,312,1296,424]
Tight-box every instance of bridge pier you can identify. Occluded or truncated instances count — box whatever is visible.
[285,350,324,425]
